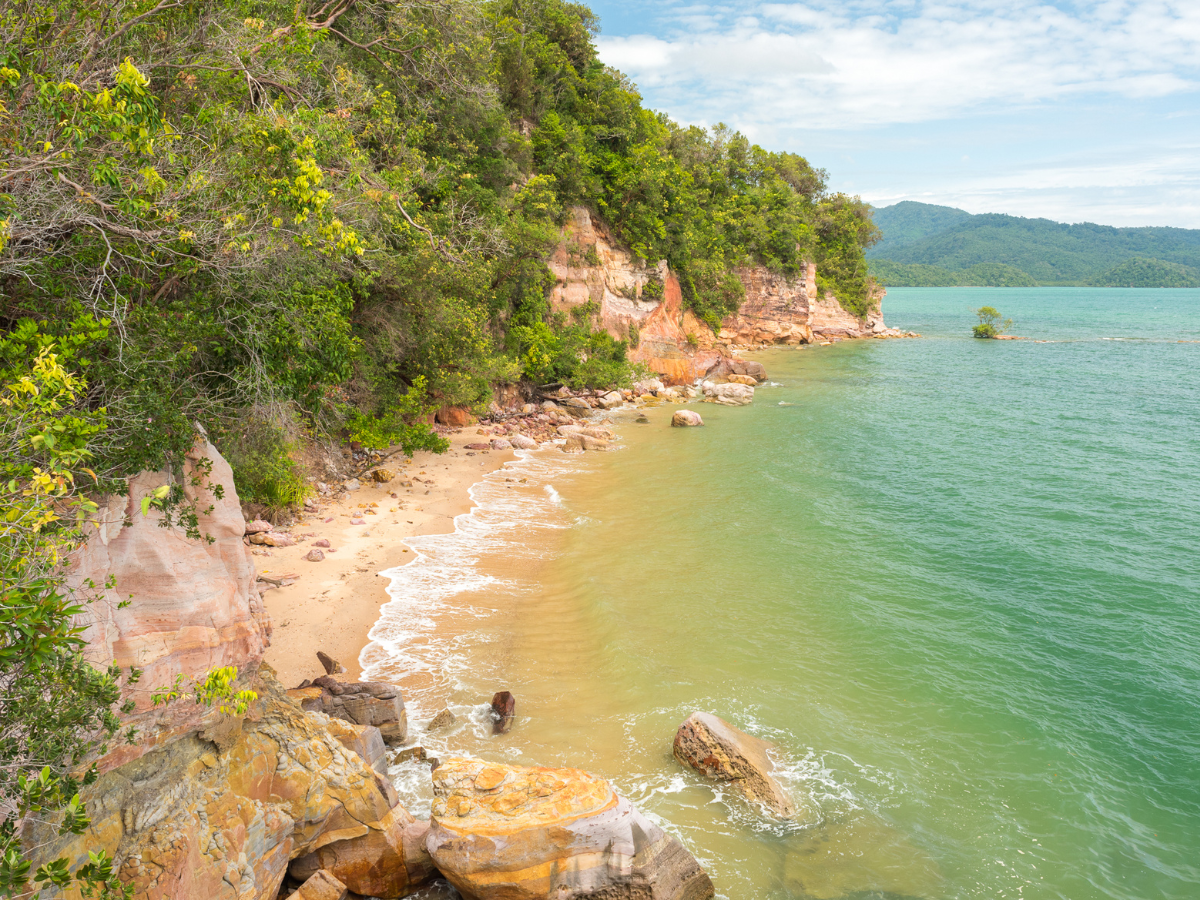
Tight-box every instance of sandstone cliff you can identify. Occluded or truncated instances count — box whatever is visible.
[547,207,887,384]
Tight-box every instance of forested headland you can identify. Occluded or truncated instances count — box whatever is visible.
[869,201,1200,287]
[0,0,879,510]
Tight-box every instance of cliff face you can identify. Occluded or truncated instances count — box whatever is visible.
[69,438,271,770]
[547,207,886,384]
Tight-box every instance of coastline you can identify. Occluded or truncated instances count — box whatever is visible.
[260,434,515,687]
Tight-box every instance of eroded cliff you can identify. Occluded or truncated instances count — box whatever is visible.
[547,207,890,384]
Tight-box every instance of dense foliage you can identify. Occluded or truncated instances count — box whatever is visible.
[0,0,877,497]
[972,306,1012,338]
[870,201,1200,286]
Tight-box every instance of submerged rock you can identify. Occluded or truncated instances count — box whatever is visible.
[782,810,943,900]
[426,758,714,900]
[673,712,801,820]
[427,708,457,731]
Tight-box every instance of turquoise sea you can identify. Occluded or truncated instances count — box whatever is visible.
[368,287,1200,899]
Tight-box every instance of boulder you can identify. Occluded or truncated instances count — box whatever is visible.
[671,410,704,427]
[435,406,475,427]
[288,869,348,900]
[597,391,624,409]
[704,357,768,383]
[344,478,361,491]
[510,434,538,450]
[312,538,331,548]
[248,530,295,547]
[490,439,512,450]
[634,378,665,394]
[288,678,408,745]
[491,691,516,734]
[579,434,610,451]
[291,805,435,899]
[426,759,714,900]
[427,709,457,731]
[702,382,754,407]
[725,374,757,386]
[318,651,345,675]
[561,436,584,453]
[245,518,273,534]
[371,469,394,483]
[673,712,801,820]
[304,548,325,562]
[560,397,591,418]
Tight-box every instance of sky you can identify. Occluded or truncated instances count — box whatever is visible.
[587,1,1200,227]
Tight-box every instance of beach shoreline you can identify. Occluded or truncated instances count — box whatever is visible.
[260,434,516,688]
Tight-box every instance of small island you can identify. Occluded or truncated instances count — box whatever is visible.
[973,306,1017,339]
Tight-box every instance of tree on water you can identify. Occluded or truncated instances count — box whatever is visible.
[973,306,1013,338]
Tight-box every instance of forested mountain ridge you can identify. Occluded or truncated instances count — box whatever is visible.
[868,201,1200,286]
[0,0,879,504]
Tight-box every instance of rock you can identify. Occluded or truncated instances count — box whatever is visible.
[561,436,584,453]
[316,481,330,494]
[490,439,512,450]
[427,709,457,731]
[436,406,475,427]
[350,518,366,526]
[704,357,769,383]
[288,869,348,900]
[245,518,273,534]
[579,434,610,451]
[671,410,704,427]
[289,679,408,744]
[304,548,325,562]
[560,397,591,418]
[371,469,394,483]
[394,745,427,763]
[344,478,361,491]
[291,805,435,899]
[491,691,516,734]
[725,373,758,386]
[510,434,538,450]
[673,712,800,819]
[634,378,665,394]
[540,400,559,412]
[317,651,345,675]
[635,416,650,424]
[521,403,536,414]
[312,538,331,548]
[464,443,490,451]
[30,671,415,900]
[702,382,754,406]
[249,530,296,547]
[426,759,714,900]
[67,439,270,765]
[782,810,943,900]
[597,391,624,409]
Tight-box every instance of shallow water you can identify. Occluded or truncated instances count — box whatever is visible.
[363,288,1200,900]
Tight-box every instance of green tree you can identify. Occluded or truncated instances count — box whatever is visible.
[973,306,1013,338]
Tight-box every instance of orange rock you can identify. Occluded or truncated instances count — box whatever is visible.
[427,758,714,900]
[288,869,348,900]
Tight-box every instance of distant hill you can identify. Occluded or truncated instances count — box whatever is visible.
[868,201,1200,287]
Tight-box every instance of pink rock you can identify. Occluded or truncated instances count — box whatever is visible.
[351,518,366,525]
[304,549,325,562]
[312,538,331,548]
[245,518,272,534]
[67,440,269,770]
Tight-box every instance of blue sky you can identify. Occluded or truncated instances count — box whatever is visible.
[587,1,1200,227]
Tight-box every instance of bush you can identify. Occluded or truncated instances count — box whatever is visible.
[222,421,309,513]
[973,306,1012,338]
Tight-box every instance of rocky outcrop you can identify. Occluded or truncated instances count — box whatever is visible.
[426,758,714,900]
[29,670,432,900]
[69,438,271,770]
[673,712,802,821]
[288,677,408,744]
[547,207,885,386]
[701,382,754,406]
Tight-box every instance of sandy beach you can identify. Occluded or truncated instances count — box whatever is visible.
[259,434,515,688]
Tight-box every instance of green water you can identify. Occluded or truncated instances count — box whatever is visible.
[370,288,1200,899]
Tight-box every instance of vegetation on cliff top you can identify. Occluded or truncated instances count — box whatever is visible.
[0,0,878,498]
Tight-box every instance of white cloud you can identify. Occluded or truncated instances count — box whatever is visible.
[596,1,1200,129]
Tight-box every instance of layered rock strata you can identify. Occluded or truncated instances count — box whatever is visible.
[30,671,432,900]
[426,758,715,900]
[69,438,271,770]
[673,712,803,821]
[547,207,887,385]
[288,675,408,744]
